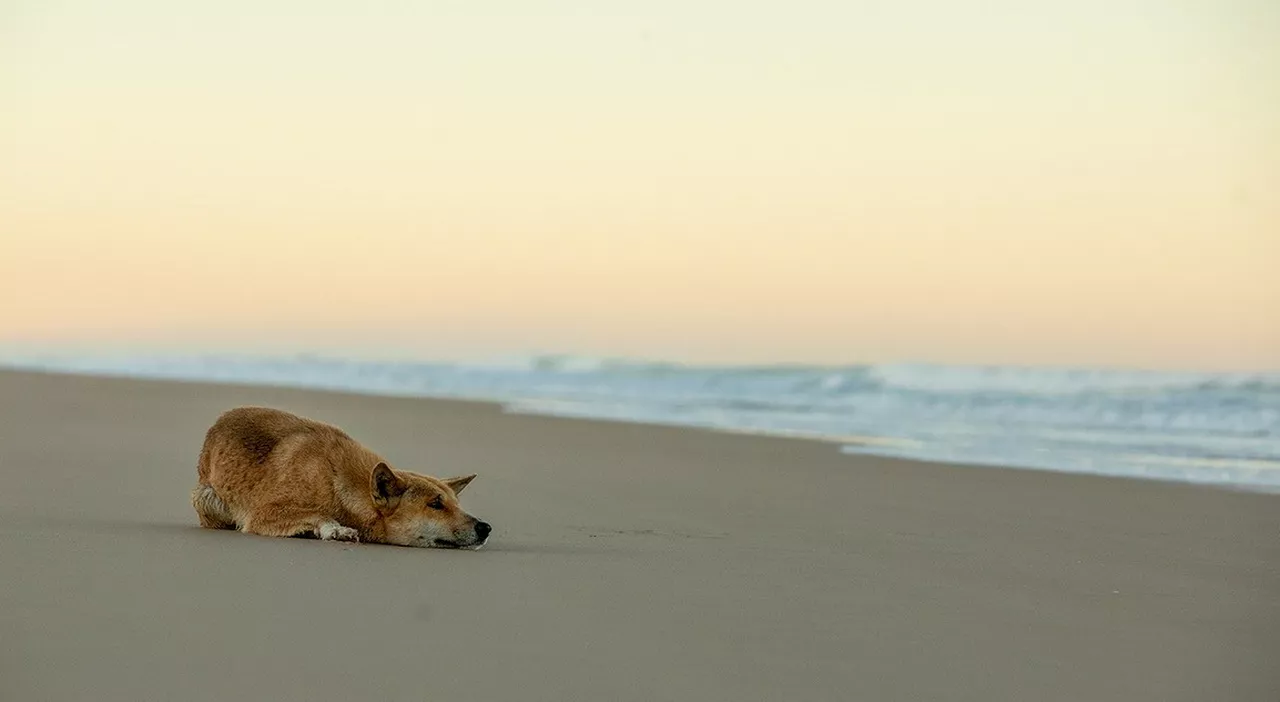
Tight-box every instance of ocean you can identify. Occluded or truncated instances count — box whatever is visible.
[4,352,1278,490]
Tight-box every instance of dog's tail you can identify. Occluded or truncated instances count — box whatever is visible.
[191,484,236,530]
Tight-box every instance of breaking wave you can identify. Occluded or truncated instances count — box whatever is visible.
[4,351,1277,489]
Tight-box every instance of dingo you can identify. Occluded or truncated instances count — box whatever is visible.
[191,406,491,548]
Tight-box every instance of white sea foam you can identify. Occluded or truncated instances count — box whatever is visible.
[4,351,1277,489]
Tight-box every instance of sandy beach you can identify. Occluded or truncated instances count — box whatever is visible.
[1,369,1277,701]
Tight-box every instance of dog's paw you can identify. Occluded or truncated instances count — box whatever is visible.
[318,523,360,543]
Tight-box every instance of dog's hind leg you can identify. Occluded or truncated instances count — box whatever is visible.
[191,484,236,530]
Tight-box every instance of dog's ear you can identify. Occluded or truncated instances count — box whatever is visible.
[443,474,477,495]
[371,462,407,506]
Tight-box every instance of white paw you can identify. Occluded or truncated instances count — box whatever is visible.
[318,523,360,542]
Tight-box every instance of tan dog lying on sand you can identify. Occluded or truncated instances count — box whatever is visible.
[191,406,491,548]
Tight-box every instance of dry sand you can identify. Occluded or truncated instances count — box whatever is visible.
[1,369,1277,701]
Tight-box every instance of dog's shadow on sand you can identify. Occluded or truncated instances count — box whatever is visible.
[14,517,655,555]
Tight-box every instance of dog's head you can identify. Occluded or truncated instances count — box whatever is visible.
[370,462,491,549]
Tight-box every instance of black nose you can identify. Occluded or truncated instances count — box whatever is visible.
[475,521,492,540]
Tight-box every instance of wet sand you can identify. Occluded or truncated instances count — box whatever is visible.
[1,369,1277,701]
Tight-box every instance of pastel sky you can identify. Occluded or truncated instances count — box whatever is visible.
[3,0,1277,370]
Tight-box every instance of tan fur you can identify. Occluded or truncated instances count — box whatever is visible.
[192,406,490,548]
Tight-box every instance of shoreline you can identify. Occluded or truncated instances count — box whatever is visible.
[3,364,1273,495]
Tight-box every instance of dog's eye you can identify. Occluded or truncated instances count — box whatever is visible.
[428,496,444,510]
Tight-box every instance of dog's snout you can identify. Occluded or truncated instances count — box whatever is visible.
[475,521,492,541]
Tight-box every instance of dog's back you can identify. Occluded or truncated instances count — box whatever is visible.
[197,406,358,483]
